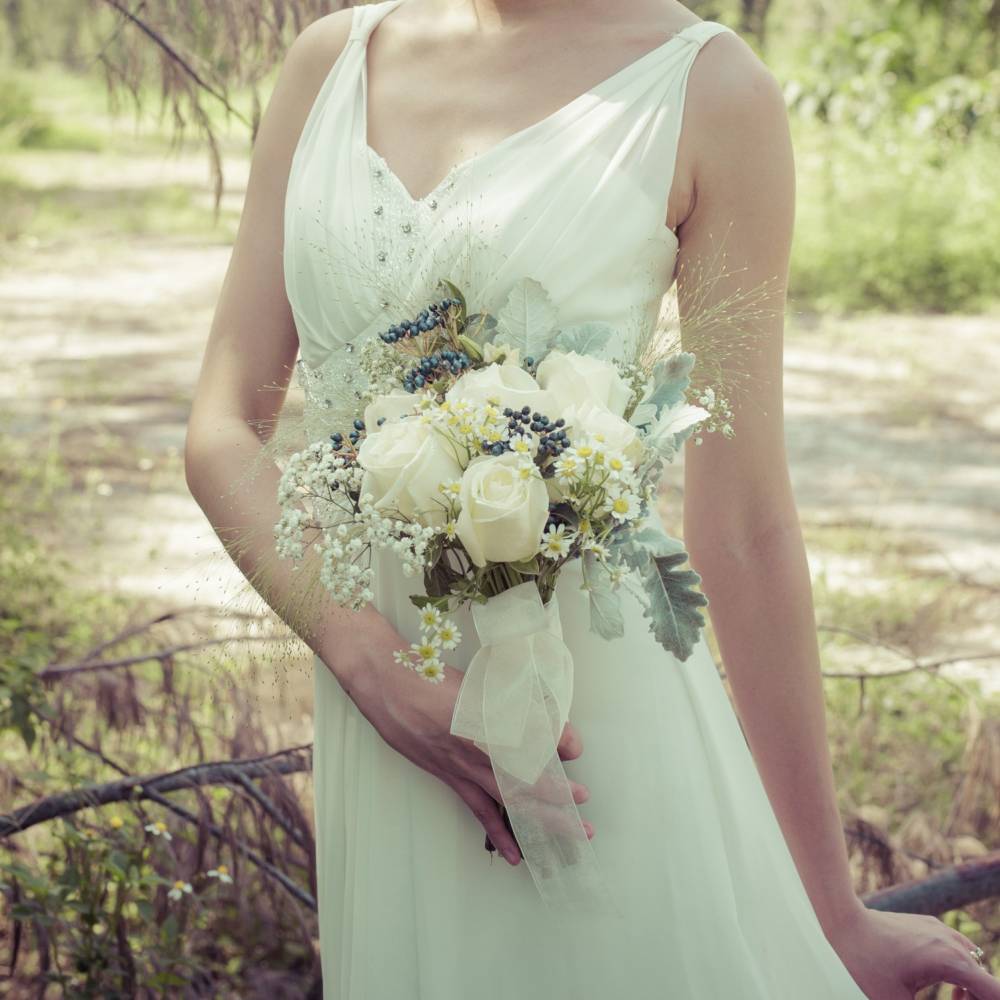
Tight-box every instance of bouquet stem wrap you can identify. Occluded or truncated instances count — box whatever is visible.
[450,581,621,915]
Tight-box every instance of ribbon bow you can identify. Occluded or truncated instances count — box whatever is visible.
[450,580,622,915]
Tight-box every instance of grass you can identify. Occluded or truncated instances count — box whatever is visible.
[0,169,238,244]
[789,117,1000,313]
[0,65,246,249]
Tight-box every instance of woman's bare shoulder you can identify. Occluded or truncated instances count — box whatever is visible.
[276,7,355,122]
[668,26,791,221]
[686,27,789,160]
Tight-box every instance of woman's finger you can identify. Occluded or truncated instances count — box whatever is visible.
[557,720,583,760]
[943,961,1000,1000]
[472,764,594,844]
[450,775,522,865]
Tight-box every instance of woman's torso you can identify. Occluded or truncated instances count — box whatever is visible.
[283,0,737,388]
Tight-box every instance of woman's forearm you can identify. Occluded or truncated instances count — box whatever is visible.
[687,513,867,936]
[184,418,401,700]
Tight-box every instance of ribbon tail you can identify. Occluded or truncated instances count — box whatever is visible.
[449,583,623,916]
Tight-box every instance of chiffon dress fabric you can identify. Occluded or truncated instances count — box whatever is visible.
[283,1,871,996]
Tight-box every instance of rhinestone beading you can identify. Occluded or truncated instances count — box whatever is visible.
[367,145,445,291]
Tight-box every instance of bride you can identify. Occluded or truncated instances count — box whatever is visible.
[184,1,997,997]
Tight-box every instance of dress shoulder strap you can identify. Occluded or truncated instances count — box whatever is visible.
[616,19,740,241]
[350,0,405,43]
[677,20,738,49]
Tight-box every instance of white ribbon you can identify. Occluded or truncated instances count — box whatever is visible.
[450,580,622,915]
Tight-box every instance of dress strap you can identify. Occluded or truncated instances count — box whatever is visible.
[628,19,738,240]
[349,0,405,43]
[677,20,738,49]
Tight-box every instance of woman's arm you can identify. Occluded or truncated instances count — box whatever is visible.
[182,11,589,867]
[673,34,866,935]
[182,10,390,687]
[674,39,1000,1000]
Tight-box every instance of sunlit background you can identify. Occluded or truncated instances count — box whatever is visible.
[1,0,997,994]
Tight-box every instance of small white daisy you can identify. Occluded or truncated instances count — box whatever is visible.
[206,864,233,884]
[419,606,442,629]
[167,880,192,901]
[435,620,462,649]
[582,538,611,560]
[541,523,576,559]
[144,821,172,841]
[554,454,581,485]
[607,490,640,522]
[417,659,446,683]
[414,640,441,662]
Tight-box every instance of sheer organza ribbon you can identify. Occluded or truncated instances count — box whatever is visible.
[450,580,622,915]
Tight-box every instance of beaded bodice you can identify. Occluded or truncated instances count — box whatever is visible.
[283,0,736,427]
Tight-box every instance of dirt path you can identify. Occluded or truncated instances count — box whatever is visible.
[2,190,997,696]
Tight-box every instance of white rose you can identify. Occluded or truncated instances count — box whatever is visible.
[455,452,549,567]
[356,419,463,526]
[535,350,633,417]
[363,389,418,430]
[563,399,645,465]
[446,361,553,415]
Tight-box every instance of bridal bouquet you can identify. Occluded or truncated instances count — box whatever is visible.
[274,276,736,910]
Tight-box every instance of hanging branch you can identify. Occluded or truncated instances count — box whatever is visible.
[86,0,347,211]
[97,0,252,129]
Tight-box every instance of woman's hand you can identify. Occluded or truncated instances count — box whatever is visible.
[334,624,593,867]
[824,905,997,999]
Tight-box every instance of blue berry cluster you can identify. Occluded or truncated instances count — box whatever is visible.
[503,406,571,457]
[379,297,460,344]
[403,349,472,393]
[329,417,366,452]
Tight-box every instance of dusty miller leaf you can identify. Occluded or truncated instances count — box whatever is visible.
[641,551,709,662]
[553,322,614,357]
[645,401,710,459]
[581,550,625,640]
[494,277,559,357]
[612,524,708,661]
[642,351,696,419]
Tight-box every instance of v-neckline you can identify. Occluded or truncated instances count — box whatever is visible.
[358,0,710,208]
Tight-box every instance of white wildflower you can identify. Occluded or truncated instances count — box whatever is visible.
[540,523,575,559]
[167,880,192,901]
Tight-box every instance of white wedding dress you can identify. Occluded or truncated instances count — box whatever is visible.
[283,1,871,996]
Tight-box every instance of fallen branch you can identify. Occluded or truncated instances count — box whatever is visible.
[0,746,312,839]
[40,633,289,679]
[72,605,271,665]
[4,742,997,917]
[26,710,317,913]
[812,624,998,682]
[861,852,1000,916]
